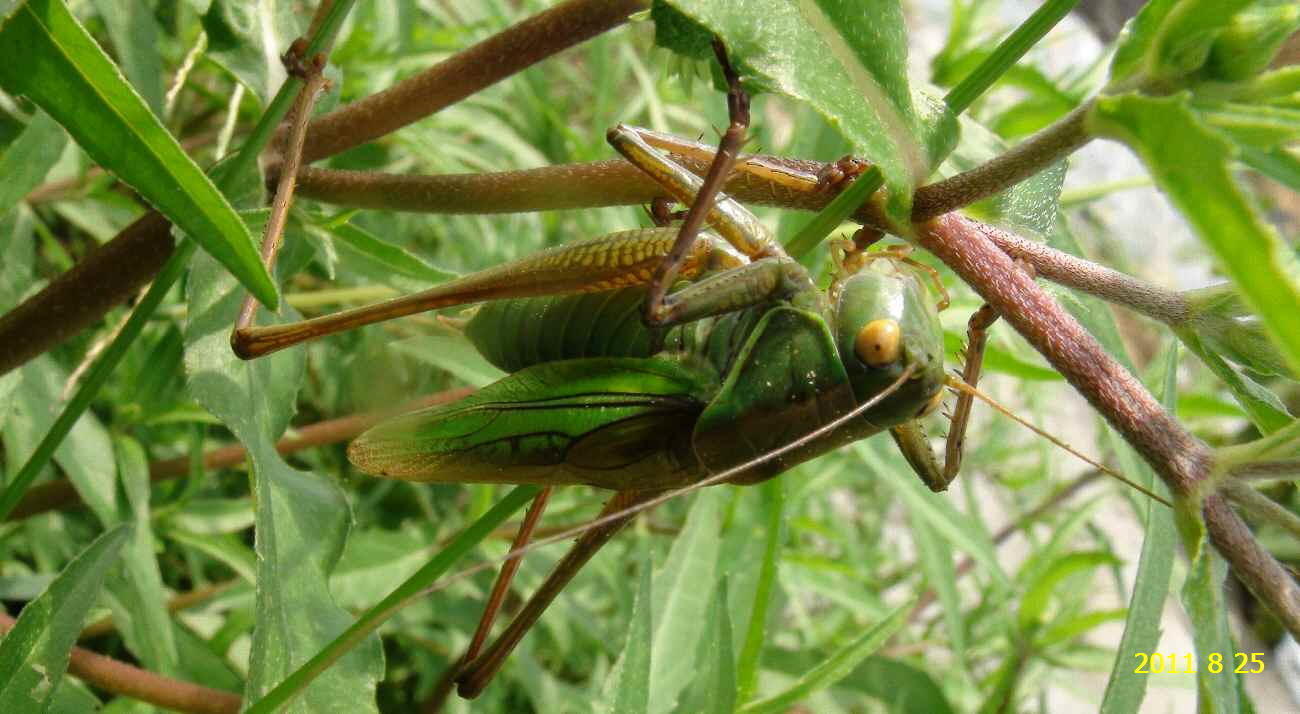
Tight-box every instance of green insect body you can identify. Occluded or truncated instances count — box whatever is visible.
[347,249,947,491]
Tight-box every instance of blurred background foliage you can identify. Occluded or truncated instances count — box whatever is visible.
[0,1,1297,712]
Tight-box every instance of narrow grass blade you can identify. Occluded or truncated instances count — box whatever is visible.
[1101,343,1180,714]
[610,555,653,714]
[0,239,196,522]
[243,485,539,714]
[943,0,1079,115]
[737,600,911,714]
[649,489,724,714]
[784,166,883,262]
[0,0,277,307]
[0,110,66,220]
[0,524,130,711]
[735,479,785,704]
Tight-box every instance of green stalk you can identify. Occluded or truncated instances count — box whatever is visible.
[784,166,884,261]
[210,0,356,188]
[244,485,541,714]
[0,0,358,524]
[0,239,195,521]
[734,479,786,704]
[943,0,1080,115]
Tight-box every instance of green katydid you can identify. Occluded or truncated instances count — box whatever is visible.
[231,43,1011,702]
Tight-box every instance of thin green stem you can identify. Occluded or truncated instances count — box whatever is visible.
[0,239,197,522]
[943,0,1080,115]
[735,479,786,705]
[244,485,540,714]
[785,166,884,260]
[211,0,356,189]
[0,1,358,524]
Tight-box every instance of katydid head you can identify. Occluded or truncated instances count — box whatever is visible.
[832,265,946,426]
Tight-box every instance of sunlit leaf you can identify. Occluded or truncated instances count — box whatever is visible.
[0,0,278,306]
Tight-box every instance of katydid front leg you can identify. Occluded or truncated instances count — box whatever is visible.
[611,40,788,327]
[890,303,999,492]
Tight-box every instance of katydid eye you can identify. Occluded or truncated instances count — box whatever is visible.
[855,319,901,367]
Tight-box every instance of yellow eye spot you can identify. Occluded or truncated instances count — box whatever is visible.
[855,319,901,367]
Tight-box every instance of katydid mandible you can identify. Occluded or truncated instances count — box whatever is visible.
[231,42,1009,702]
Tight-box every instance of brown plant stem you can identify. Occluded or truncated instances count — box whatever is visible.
[5,388,472,522]
[0,211,174,377]
[293,0,648,163]
[295,154,1188,324]
[79,579,241,640]
[968,220,1191,324]
[0,612,242,714]
[0,0,644,377]
[911,101,1095,221]
[914,213,1300,636]
[234,51,329,337]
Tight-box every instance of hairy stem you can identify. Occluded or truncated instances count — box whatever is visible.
[294,0,647,163]
[0,211,174,376]
[912,100,1095,221]
[295,148,1188,322]
[5,388,471,521]
[915,213,1300,637]
[0,613,241,714]
[0,0,644,376]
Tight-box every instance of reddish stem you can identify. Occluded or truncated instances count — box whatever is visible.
[0,613,241,714]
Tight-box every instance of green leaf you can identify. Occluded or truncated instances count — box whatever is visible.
[1200,103,1300,150]
[0,524,130,712]
[0,0,278,307]
[1206,0,1300,81]
[908,505,966,670]
[1182,284,1297,380]
[90,0,164,115]
[1178,327,1294,434]
[657,0,925,225]
[860,439,1011,588]
[1018,551,1119,631]
[734,479,784,704]
[3,356,119,524]
[390,335,507,388]
[680,579,736,714]
[201,0,301,104]
[840,656,955,714]
[321,221,456,286]
[1239,145,1300,192]
[1089,93,1300,377]
[244,485,539,714]
[737,600,911,714]
[610,553,652,714]
[106,435,179,677]
[1178,509,1240,714]
[0,110,66,221]
[1101,343,1181,714]
[1107,0,1253,88]
[649,489,724,714]
[183,249,381,713]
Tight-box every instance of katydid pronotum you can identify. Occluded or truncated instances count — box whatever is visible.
[231,42,1043,702]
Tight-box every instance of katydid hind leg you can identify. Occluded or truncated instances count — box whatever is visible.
[455,489,658,699]
[427,487,553,711]
[231,226,744,359]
